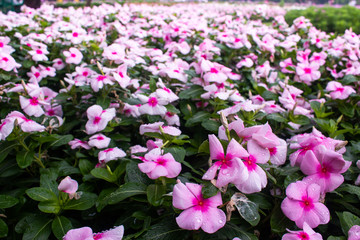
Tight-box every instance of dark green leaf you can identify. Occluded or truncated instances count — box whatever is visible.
[270,203,293,233]
[26,187,57,202]
[336,211,360,235]
[79,159,93,175]
[0,219,8,238]
[337,184,360,199]
[327,236,346,240]
[201,119,220,132]
[0,194,19,208]
[185,111,211,127]
[48,134,74,147]
[22,216,52,240]
[147,184,166,206]
[0,141,17,163]
[97,182,146,211]
[198,140,210,154]
[201,181,218,199]
[96,95,111,109]
[63,192,97,211]
[125,162,151,185]
[16,150,34,168]
[52,216,72,240]
[91,167,117,182]
[38,200,60,214]
[179,85,204,99]
[139,217,189,240]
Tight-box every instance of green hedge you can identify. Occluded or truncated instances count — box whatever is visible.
[285,6,360,33]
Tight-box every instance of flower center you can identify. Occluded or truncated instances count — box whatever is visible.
[300,196,314,211]
[148,97,158,107]
[269,147,277,156]
[304,68,312,74]
[71,53,76,58]
[93,233,103,239]
[93,116,101,124]
[210,68,218,73]
[29,97,39,106]
[243,155,257,171]
[297,232,309,240]
[36,49,43,54]
[72,32,78,37]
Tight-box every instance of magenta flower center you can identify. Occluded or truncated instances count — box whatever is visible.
[119,72,124,78]
[148,97,158,107]
[93,233,103,239]
[317,164,331,178]
[47,109,55,116]
[71,53,76,58]
[0,42,3,47]
[336,87,344,92]
[210,68,218,73]
[244,155,257,171]
[93,116,101,124]
[304,68,312,74]
[36,49,43,54]
[297,232,309,240]
[2,57,8,62]
[29,97,39,106]
[34,72,40,78]
[300,196,314,211]
[83,71,88,76]
[104,148,113,153]
[269,147,277,156]
[112,51,117,55]
[97,136,104,140]
[97,75,106,81]
[156,158,166,165]
[72,32,78,37]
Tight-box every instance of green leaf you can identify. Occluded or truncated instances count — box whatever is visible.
[38,200,60,214]
[201,119,220,132]
[52,216,72,240]
[139,217,190,240]
[211,222,258,240]
[337,184,360,199]
[339,103,355,117]
[185,111,211,127]
[165,147,202,175]
[26,187,57,202]
[125,162,151,185]
[0,194,19,208]
[97,182,146,211]
[91,167,117,182]
[96,95,111,109]
[342,74,358,85]
[16,150,34,169]
[178,85,204,99]
[147,184,166,206]
[267,113,287,123]
[261,90,278,101]
[79,159,94,175]
[0,219,8,238]
[327,236,346,240]
[48,134,74,147]
[22,216,52,240]
[201,181,218,199]
[63,192,97,211]
[165,104,180,114]
[247,193,273,210]
[198,140,210,154]
[0,141,17,163]
[336,211,360,235]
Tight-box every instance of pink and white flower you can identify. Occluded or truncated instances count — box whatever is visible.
[85,105,116,135]
[63,47,83,65]
[58,176,78,199]
[172,180,226,233]
[64,225,124,240]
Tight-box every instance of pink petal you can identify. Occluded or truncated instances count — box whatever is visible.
[58,176,78,194]
[306,183,321,202]
[313,203,330,225]
[176,207,203,230]
[281,198,303,221]
[87,105,103,118]
[202,163,220,180]
[207,191,223,207]
[209,134,224,160]
[295,208,320,229]
[165,160,182,178]
[148,165,167,179]
[185,183,203,200]
[300,151,319,175]
[138,162,157,173]
[226,139,249,159]
[247,140,270,164]
[200,207,226,234]
[286,181,308,201]
[172,182,196,209]
[64,227,93,240]
[99,225,124,240]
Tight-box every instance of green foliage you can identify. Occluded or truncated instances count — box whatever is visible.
[285,6,360,33]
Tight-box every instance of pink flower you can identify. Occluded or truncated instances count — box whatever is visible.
[326,81,356,100]
[68,139,91,150]
[300,146,349,193]
[6,111,45,133]
[139,122,181,136]
[64,225,124,240]
[102,44,125,62]
[98,147,126,165]
[19,96,46,117]
[85,105,116,135]
[172,180,226,233]
[282,222,323,240]
[90,74,114,92]
[281,181,330,228]
[138,148,181,179]
[348,225,360,240]
[58,176,78,199]
[296,62,321,85]
[0,52,21,71]
[0,119,13,141]
[203,135,248,188]
[63,48,83,65]
[138,93,168,116]
[29,47,49,62]
[234,140,269,194]
[88,134,111,149]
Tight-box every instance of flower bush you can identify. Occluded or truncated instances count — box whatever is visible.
[0,3,360,240]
